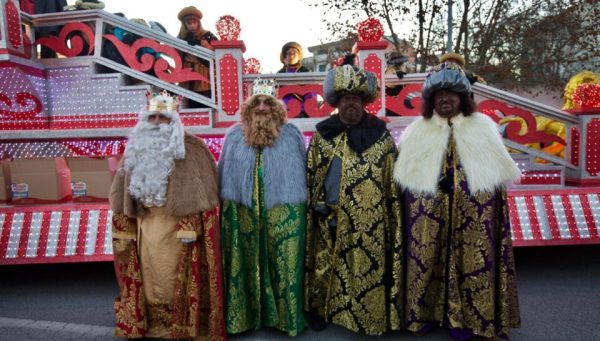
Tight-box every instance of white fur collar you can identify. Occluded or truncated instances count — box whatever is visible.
[393,112,521,194]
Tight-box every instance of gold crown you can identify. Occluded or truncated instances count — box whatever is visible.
[146,90,181,113]
[252,78,277,97]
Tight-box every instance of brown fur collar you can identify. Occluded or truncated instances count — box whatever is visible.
[110,134,219,218]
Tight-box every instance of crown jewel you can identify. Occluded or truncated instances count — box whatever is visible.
[252,78,277,97]
[146,90,181,113]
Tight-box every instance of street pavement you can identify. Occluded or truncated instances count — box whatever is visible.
[1,245,599,341]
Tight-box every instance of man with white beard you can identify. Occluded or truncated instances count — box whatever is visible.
[109,91,226,340]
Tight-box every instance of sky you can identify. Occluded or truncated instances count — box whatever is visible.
[79,0,331,73]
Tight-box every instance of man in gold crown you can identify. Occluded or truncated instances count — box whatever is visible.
[304,65,403,335]
[109,91,225,340]
[218,80,308,336]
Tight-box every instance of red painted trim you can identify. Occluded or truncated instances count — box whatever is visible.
[565,178,600,187]
[36,211,52,257]
[9,196,72,205]
[75,209,89,255]
[356,41,388,50]
[16,211,33,258]
[508,187,600,196]
[0,61,46,78]
[211,40,246,52]
[560,194,581,239]
[507,196,524,241]
[56,210,71,257]
[541,196,561,240]
[94,209,108,256]
[0,48,30,59]
[565,108,600,116]
[72,196,109,203]
[524,196,543,240]
[579,194,599,239]
[213,121,236,128]
[0,254,113,265]
[0,213,15,257]
[513,237,600,247]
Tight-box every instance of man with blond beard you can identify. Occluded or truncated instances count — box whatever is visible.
[218,80,308,336]
[109,91,225,340]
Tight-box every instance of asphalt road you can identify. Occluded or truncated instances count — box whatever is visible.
[1,245,599,340]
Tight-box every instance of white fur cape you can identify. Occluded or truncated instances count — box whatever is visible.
[393,112,521,194]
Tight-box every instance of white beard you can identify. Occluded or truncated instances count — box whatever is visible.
[124,120,185,207]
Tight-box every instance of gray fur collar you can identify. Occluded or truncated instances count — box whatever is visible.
[218,123,307,208]
[393,112,521,194]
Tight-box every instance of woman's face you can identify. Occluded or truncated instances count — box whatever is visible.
[284,47,301,66]
[184,17,200,32]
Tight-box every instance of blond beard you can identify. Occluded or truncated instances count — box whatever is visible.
[124,120,184,207]
[241,105,286,149]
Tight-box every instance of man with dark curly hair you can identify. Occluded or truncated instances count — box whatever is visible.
[393,61,521,339]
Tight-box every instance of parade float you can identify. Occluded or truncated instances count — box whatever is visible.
[1,0,599,265]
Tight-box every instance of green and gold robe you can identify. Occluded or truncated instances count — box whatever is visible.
[305,114,403,335]
[219,123,307,336]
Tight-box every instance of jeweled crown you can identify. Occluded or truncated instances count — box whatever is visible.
[252,78,278,97]
[146,90,181,113]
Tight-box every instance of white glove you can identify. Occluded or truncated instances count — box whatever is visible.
[180,238,196,244]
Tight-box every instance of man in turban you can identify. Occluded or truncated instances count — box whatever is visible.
[110,91,225,340]
[218,80,308,336]
[393,61,521,339]
[304,65,403,335]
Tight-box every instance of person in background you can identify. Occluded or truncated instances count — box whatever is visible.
[110,90,225,340]
[277,42,309,73]
[177,6,218,98]
[34,0,68,58]
[393,61,521,339]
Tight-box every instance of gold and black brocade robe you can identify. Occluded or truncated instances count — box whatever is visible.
[305,130,403,335]
[402,137,520,339]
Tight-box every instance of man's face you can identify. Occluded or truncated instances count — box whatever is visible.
[284,47,301,66]
[184,17,200,32]
[250,95,274,115]
[147,113,172,126]
[338,94,364,125]
[433,89,461,118]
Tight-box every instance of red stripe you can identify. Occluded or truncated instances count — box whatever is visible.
[560,194,580,239]
[75,210,89,256]
[56,211,72,256]
[0,213,15,258]
[94,209,109,256]
[507,196,524,242]
[579,195,599,238]
[524,196,543,240]
[542,196,561,240]
[36,211,52,257]
[16,212,33,258]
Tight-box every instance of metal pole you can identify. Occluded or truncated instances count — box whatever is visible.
[447,0,453,52]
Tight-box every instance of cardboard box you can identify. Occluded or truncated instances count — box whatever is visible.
[7,158,72,204]
[67,157,113,202]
